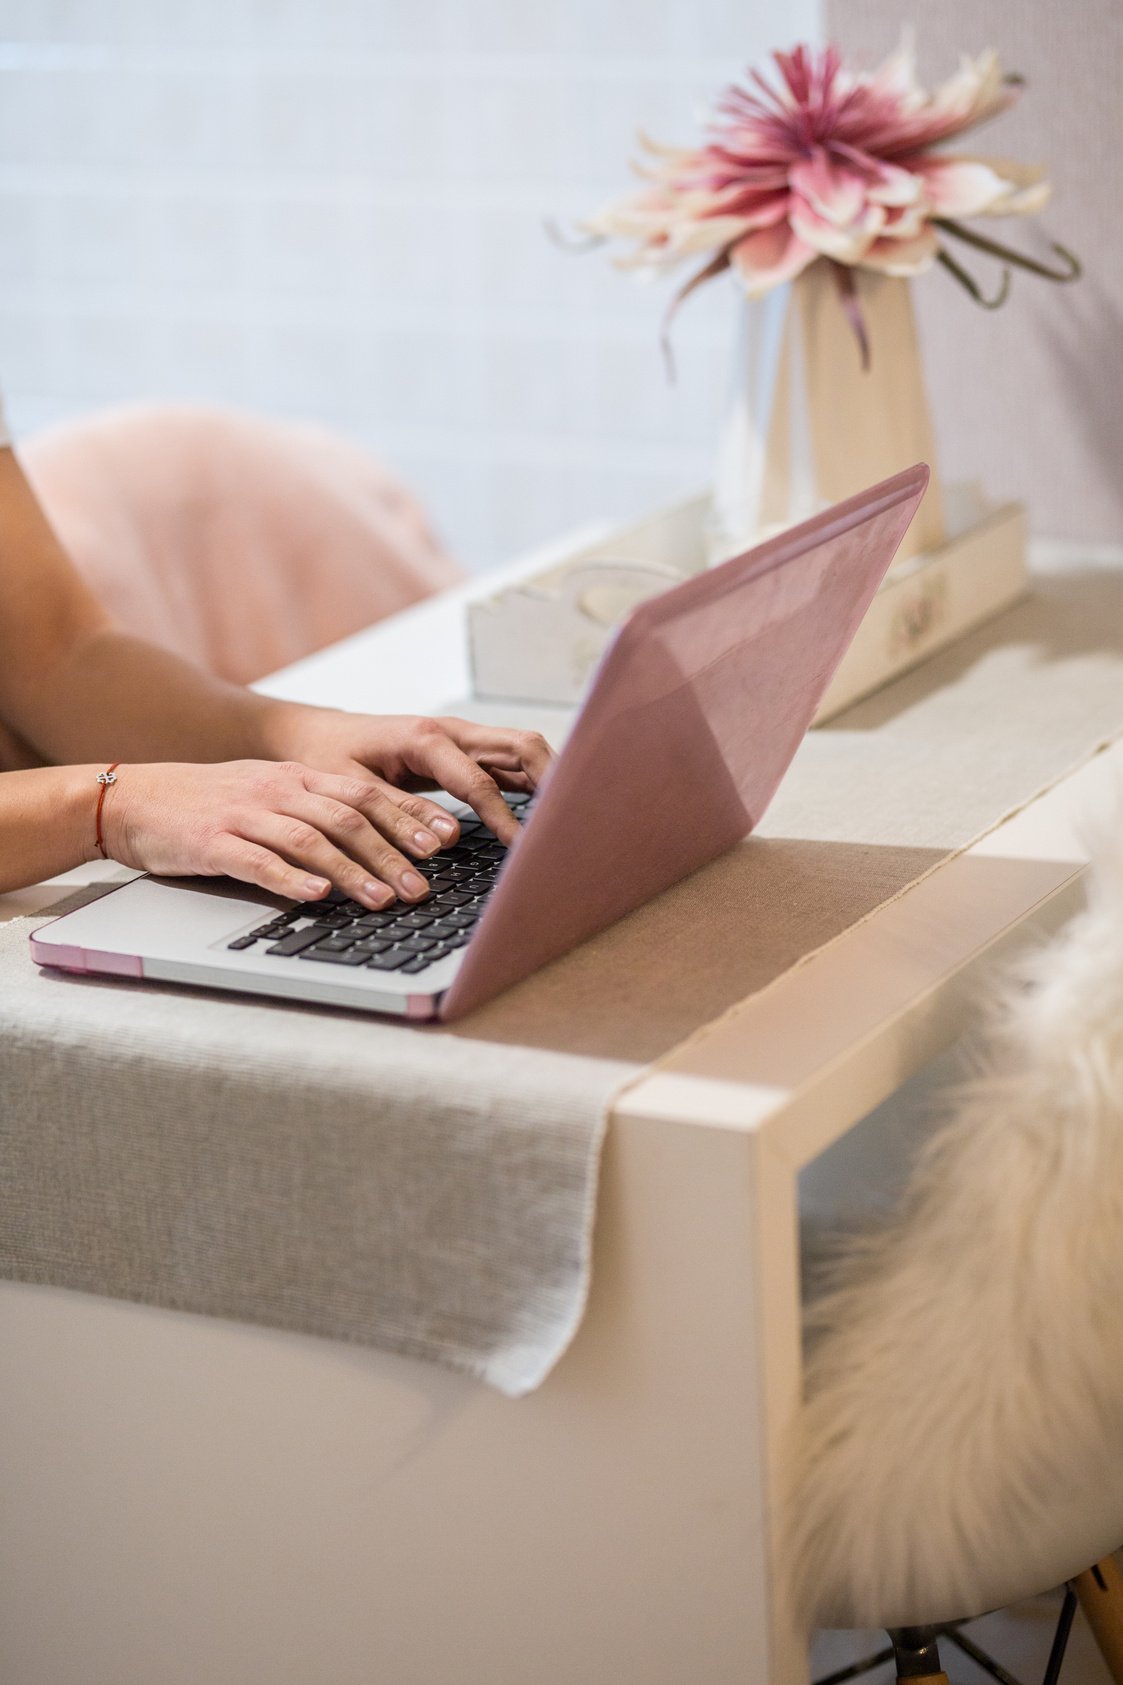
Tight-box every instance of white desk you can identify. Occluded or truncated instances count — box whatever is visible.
[1,536,1119,1685]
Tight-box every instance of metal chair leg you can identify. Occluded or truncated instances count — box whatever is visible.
[887,1626,950,1683]
[1073,1558,1123,1685]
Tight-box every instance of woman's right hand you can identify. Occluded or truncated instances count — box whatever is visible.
[100,758,478,911]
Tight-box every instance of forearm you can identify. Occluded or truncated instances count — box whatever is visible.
[23,624,284,766]
[0,442,294,768]
[0,764,103,892]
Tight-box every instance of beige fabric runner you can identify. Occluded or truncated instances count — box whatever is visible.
[1,546,1121,1391]
[0,910,636,1398]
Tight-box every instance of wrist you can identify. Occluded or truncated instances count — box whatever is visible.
[0,763,121,894]
[252,696,338,763]
[58,762,116,865]
[65,759,135,867]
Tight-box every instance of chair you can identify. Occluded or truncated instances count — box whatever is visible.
[786,809,1123,1683]
[20,403,463,686]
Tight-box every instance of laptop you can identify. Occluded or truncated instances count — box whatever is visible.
[31,465,928,1022]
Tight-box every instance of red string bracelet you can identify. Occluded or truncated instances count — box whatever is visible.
[94,763,120,859]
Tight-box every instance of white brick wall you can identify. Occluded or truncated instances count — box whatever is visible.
[0,1,819,572]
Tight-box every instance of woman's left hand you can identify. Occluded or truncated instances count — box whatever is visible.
[260,706,555,846]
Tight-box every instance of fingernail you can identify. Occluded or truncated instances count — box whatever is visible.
[432,815,457,839]
[303,876,330,897]
[401,869,428,898]
[362,881,394,908]
[412,828,440,855]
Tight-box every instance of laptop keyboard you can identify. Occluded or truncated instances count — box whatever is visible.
[225,791,531,978]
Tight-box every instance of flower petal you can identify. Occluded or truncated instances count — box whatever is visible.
[790,196,886,262]
[878,201,929,241]
[977,159,1052,217]
[863,159,924,207]
[919,157,1014,216]
[703,185,792,228]
[729,224,817,297]
[789,148,867,227]
[859,226,939,277]
[851,46,1020,158]
[865,35,924,108]
[917,155,1052,219]
[666,214,767,256]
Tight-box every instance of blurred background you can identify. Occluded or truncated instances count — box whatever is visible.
[0,0,1117,575]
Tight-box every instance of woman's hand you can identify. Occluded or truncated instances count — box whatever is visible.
[99,757,487,910]
[257,707,555,846]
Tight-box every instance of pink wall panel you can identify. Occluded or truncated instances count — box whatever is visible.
[826,0,1123,541]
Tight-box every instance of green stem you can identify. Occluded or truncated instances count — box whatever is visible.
[934,219,1082,283]
[936,245,1011,309]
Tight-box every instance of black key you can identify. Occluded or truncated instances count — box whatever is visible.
[366,949,410,971]
[311,934,357,952]
[426,876,457,893]
[444,912,478,929]
[227,934,258,950]
[300,946,371,966]
[267,924,333,956]
[446,932,472,948]
[353,911,400,930]
[437,891,473,908]
[400,956,433,974]
[249,921,286,937]
[398,936,437,954]
[397,910,436,928]
[324,887,349,905]
[467,876,496,893]
[425,920,460,939]
[353,937,392,955]
[425,945,453,962]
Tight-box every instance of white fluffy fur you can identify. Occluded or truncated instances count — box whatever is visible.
[787,806,1123,1632]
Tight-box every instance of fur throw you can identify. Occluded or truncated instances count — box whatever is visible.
[786,812,1123,1631]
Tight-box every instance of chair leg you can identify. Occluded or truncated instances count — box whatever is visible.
[886,1626,950,1683]
[1073,1557,1123,1684]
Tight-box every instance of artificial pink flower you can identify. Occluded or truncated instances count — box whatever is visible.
[583,40,1074,315]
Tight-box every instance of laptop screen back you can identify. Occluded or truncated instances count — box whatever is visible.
[440,465,928,1020]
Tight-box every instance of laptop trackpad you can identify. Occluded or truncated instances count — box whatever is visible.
[39,875,288,962]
